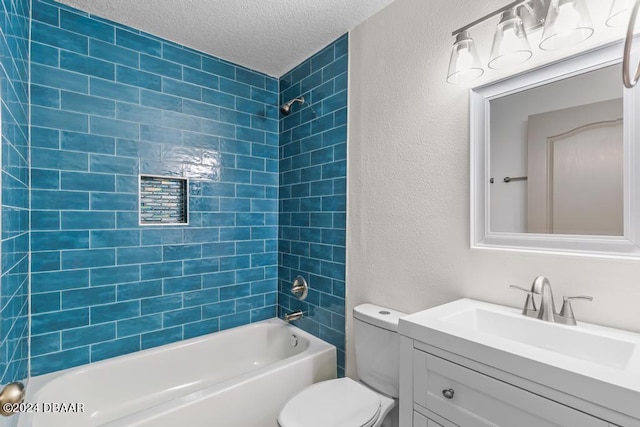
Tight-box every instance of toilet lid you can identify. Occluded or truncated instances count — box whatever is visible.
[278,378,381,427]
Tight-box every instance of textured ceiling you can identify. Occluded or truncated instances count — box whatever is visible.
[56,0,397,77]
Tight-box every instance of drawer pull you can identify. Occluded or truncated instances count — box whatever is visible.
[442,388,455,399]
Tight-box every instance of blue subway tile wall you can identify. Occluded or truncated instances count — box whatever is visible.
[0,0,30,397]
[30,0,279,376]
[278,35,347,376]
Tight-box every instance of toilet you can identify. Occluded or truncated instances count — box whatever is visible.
[278,303,407,427]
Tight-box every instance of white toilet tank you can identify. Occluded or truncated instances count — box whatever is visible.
[354,304,407,399]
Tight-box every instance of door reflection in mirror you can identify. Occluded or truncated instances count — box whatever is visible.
[489,64,623,235]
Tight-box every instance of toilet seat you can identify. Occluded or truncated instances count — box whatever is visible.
[278,378,382,427]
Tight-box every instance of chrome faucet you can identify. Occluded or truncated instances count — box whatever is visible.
[531,276,556,322]
[284,310,303,323]
[510,276,593,326]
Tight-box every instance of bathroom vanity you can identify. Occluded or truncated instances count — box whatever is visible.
[397,299,640,427]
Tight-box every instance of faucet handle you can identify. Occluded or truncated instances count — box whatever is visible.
[509,285,537,315]
[558,295,593,326]
[509,284,533,293]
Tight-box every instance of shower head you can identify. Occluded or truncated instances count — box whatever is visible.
[280,97,305,116]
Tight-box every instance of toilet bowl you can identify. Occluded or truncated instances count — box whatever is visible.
[277,304,407,427]
[277,377,395,427]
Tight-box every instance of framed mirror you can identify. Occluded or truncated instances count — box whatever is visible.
[470,41,640,258]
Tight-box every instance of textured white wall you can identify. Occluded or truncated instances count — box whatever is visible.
[346,0,640,377]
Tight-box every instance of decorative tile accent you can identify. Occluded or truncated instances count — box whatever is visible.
[139,176,188,225]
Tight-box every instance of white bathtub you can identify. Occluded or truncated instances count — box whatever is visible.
[19,318,336,427]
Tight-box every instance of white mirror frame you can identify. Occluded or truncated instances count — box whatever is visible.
[470,41,640,259]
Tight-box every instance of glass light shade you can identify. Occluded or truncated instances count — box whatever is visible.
[488,9,533,70]
[606,0,630,27]
[539,0,594,51]
[446,31,484,84]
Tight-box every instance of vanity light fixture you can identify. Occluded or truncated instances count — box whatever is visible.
[446,31,484,84]
[607,0,631,27]
[447,0,548,84]
[539,0,594,51]
[488,9,533,69]
[446,0,598,84]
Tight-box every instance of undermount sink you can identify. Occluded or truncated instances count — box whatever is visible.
[398,298,640,419]
[441,304,636,370]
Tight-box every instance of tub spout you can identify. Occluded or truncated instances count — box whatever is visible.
[284,310,303,322]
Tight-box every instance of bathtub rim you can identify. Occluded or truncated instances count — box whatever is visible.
[20,317,336,426]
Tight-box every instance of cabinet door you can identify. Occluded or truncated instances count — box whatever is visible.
[414,351,609,427]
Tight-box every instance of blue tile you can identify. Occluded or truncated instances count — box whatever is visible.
[33,1,59,26]
[31,190,89,210]
[141,54,182,79]
[31,168,59,189]
[31,84,60,108]
[31,333,61,357]
[183,318,219,339]
[62,323,115,349]
[89,38,139,68]
[220,311,250,331]
[91,301,140,324]
[202,57,235,79]
[91,192,138,211]
[141,229,183,246]
[31,127,60,149]
[141,294,182,315]
[117,314,162,337]
[31,269,89,293]
[116,28,161,57]
[31,292,61,314]
[183,68,218,89]
[31,230,89,251]
[117,280,162,300]
[116,65,161,91]
[32,148,88,171]
[90,154,138,175]
[163,275,201,294]
[90,116,139,139]
[183,258,219,275]
[91,229,140,248]
[60,50,114,80]
[32,21,88,54]
[61,172,115,192]
[163,44,201,69]
[31,308,89,335]
[31,251,61,272]
[31,348,89,376]
[60,9,115,43]
[163,307,200,327]
[61,211,116,231]
[61,91,115,117]
[117,246,162,265]
[162,77,200,100]
[141,327,182,350]
[32,106,88,132]
[32,41,59,67]
[202,300,235,318]
[90,78,140,103]
[141,90,182,112]
[61,131,115,154]
[183,288,219,307]
[163,244,202,261]
[92,265,140,286]
[141,261,183,280]
[91,336,140,362]
[62,249,115,269]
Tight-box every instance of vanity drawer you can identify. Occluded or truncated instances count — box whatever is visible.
[413,350,609,427]
[413,411,453,427]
